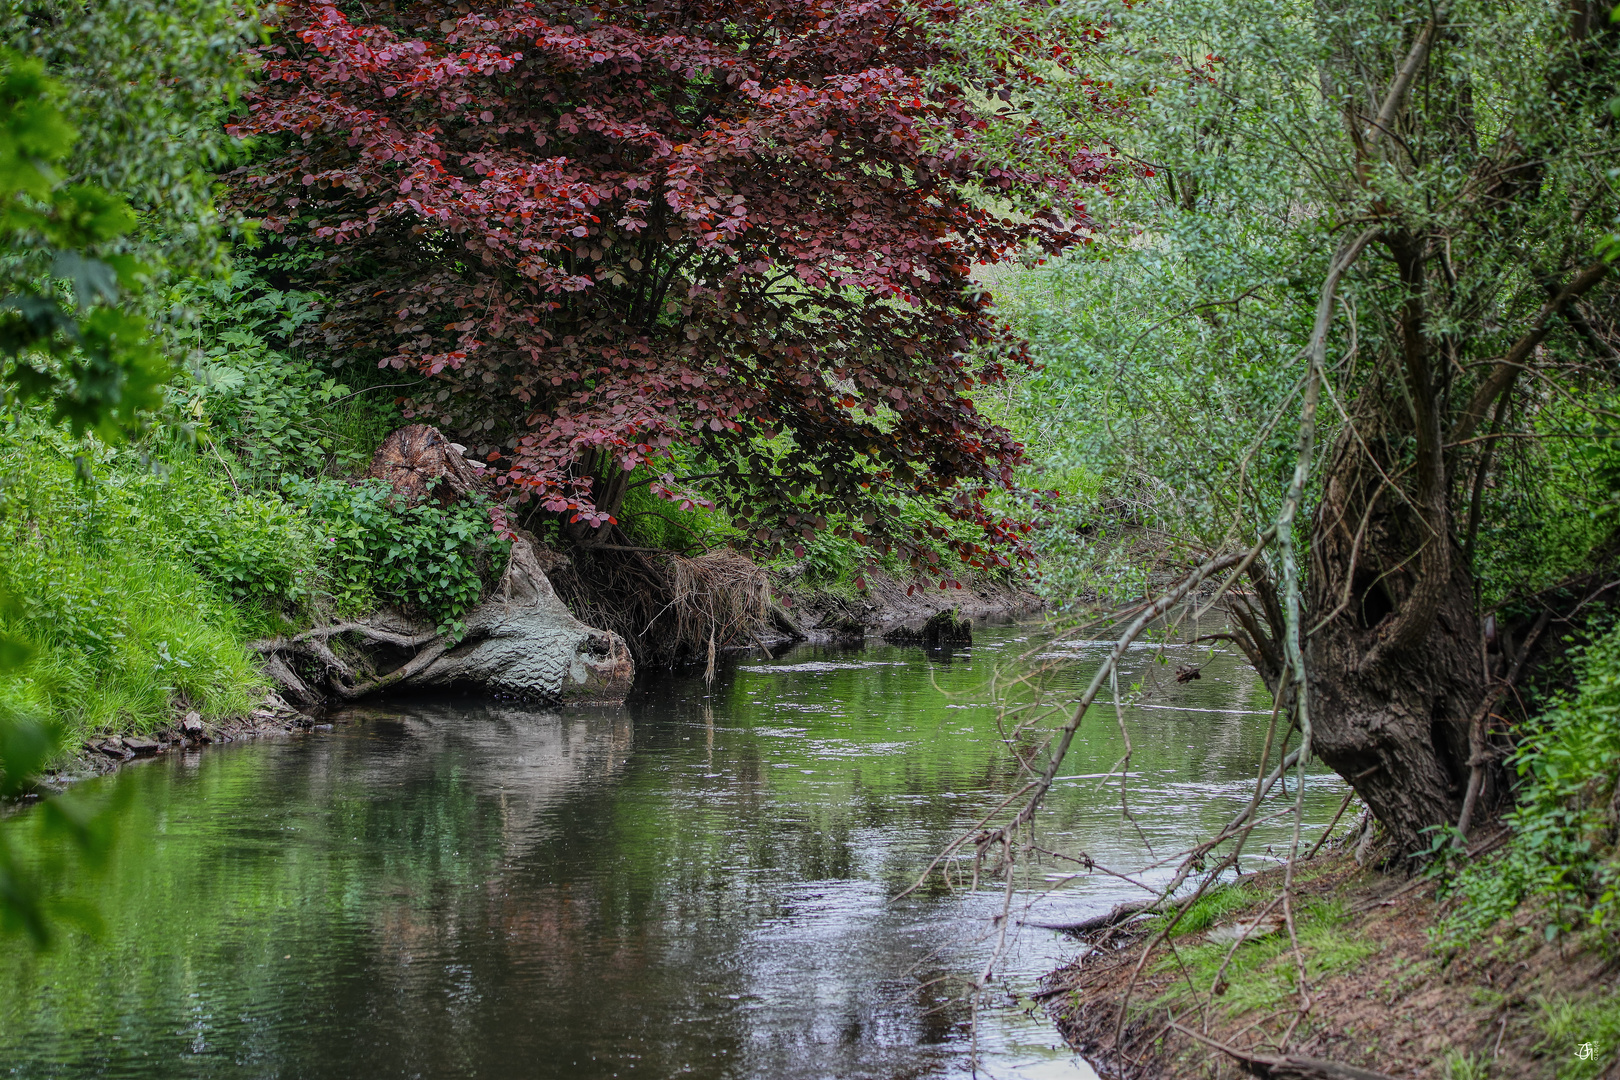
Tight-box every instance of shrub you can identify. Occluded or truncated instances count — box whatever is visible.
[1435,624,1620,946]
[285,477,509,633]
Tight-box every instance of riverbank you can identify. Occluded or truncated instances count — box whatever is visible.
[35,691,316,789]
[769,565,1044,645]
[1044,845,1620,1079]
[37,564,1042,789]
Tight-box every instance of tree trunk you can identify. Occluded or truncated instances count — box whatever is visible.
[1305,419,1488,858]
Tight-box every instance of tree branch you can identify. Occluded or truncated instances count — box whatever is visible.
[1451,261,1610,445]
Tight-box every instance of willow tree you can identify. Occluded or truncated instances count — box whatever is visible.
[988,0,1619,855]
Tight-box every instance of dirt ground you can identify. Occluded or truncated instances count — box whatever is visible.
[772,566,1043,643]
[1044,846,1620,1079]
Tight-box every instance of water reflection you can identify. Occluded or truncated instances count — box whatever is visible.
[0,624,1344,1079]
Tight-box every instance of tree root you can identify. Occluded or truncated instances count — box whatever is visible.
[252,620,467,702]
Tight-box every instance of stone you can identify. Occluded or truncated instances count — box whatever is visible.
[123,738,161,755]
[1205,919,1283,946]
[181,711,203,734]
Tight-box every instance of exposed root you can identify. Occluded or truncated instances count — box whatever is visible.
[252,538,634,705]
[550,544,770,668]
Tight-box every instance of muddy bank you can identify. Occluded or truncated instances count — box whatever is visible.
[1043,846,1620,1079]
[769,567,1043,646]
[38,693,318,790]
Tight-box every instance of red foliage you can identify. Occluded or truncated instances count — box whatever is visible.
[226,0,1112,572]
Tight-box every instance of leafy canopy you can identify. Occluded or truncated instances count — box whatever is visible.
[226,0,1114,575]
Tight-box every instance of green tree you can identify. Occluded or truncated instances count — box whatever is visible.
[979,0,1620,855]
[0,0,257,945]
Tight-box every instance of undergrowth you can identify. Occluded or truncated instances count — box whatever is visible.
[0,433,268,744]
[1535,992,1620,1080]
[1434,623,1620,949]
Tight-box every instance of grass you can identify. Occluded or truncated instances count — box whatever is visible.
[1156,881,1254,936]
[0,437,272,747]
[1149,897,1381,1019]
[1439,1049,1491,1080]
[1536,992,1620,1079]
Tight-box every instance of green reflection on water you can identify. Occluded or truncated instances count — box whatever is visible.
[0,626,1339,1080]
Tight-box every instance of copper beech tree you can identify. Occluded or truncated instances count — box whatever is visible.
[226,0,1112,577]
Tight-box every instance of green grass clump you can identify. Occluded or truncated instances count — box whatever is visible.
[1158,882,1252,936]
[1151,898,1380,1018]
[1535,992,1620,1079]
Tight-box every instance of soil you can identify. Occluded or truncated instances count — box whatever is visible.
[1044,845,1620,1079]
[38,692,319,790]
[770,567,1043,646]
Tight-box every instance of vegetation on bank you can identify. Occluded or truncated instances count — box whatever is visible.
[1052,850,1620,1079]
[0,20,1615,1080]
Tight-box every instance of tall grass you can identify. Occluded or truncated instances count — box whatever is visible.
[0,431,280,746]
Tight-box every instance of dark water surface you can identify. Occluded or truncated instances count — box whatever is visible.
[0,623,1345,1079]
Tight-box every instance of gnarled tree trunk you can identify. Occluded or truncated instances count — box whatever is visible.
[1306,415,1488,858]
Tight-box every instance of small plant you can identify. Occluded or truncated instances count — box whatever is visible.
[1535,994,1620,1080]
[1439,1049,1490,1080]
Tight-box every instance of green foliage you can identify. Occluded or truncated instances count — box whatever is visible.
[974,0,1620,625]
[0,430,268,741]
[1536,993,1620,1079]
[0,49,165,436]
[0,0,257,951]
[169,270,407,484]
[2,1,257,272]
[617,471,739,553]
[1470,393,1620,608]
[1438,1049,1491,1080]
[1435,624,1620,947]
[285,477,510,633]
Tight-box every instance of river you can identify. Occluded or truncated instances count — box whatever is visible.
[0,622,1347,1079]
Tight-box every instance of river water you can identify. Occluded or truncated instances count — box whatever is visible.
[0,622,1346,1079]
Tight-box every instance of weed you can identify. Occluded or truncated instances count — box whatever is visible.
[285,476,509,633]
[1536,992,1620,1079]
[1439,1049,1490,1080]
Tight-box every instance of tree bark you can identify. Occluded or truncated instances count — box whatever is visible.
[1306,416,1487,858]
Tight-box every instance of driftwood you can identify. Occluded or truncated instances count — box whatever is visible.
[1022,882,1229,936]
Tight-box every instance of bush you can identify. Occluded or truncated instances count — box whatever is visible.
[169,271,408,485]
[285,477,510,633]
[1435,624,1620,946]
